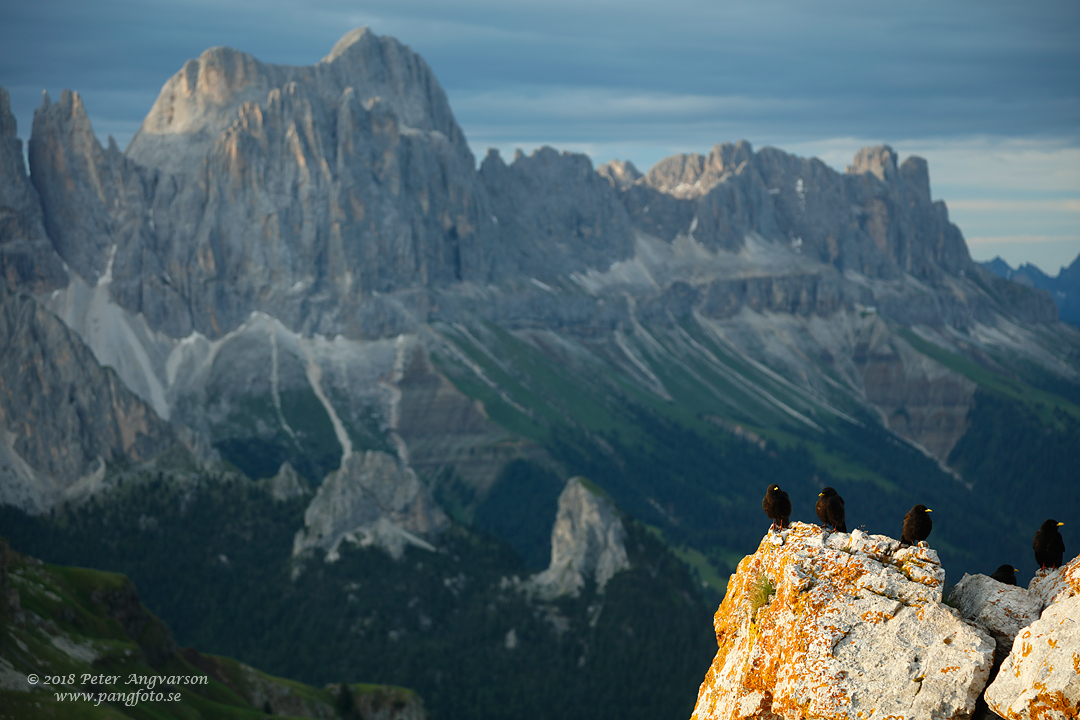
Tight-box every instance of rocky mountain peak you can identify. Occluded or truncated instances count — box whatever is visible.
[127,27,468,176]
[0,88,16,138]
[127,45,282,173]
[322,27,376,62]
[479,146,636,280]
[847,144,899,182]
[642,140,754,198]
[314,28,466,148]
[527,477,630,599]
[898,154,932,204]
[596,158,642,189]
[0,88,67,294]
[28,89,122,286]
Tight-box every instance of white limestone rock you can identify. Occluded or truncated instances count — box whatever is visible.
[527,477,629,600]
[292,450,448,561]
[949,573,1042,652]
[691,522,995,720]
[984,594,1080,719]
[1027,554,1080,610]
[984,554,1080,719]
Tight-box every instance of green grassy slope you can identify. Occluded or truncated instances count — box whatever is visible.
[0,537,424,720]
[430,316,1079,587]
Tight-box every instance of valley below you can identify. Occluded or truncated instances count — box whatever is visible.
[2,26,1079,720]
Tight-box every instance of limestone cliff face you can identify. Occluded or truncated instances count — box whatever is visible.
[949,572,1042,661]
[29,88,193,337]
[391,337,547,499]
[0,290,173,512]
[0,88,67,294]
[619,142,974,285]
[29,28,492,341]
[691,523,994,720]
[528,477,629,599]
[292,450,449,561]
[478,147,636,282]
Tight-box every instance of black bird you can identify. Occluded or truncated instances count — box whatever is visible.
[989,564,1019,586]
[901,504,933,546]
[816,487,847,533]
[1033,519,1066,569]
[762,484,791,531]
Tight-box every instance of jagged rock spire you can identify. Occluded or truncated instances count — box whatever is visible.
[527,477,630,599]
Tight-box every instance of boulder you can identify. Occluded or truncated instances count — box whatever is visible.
[984,555,1080,719]
[948,573,1042,653]
[691,523,995,720]
[1027,553,1080,610]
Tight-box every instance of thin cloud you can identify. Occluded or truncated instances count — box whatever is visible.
[949,200,1080,213]
[967,234,1080,245]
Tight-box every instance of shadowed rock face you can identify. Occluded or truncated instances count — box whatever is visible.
[479,147,637,282]
[949,572,1042,657]
[853,319,977,461]
[0,290,173,512]
[0,88,67,294]
[691,523,994,720]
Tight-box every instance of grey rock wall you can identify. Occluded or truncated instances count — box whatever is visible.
[0,88,67,294]
[293,450,449,561]
[0,290,173,511]
[479,146,636,281]
[528,476,629,599]
[28,29,493,342]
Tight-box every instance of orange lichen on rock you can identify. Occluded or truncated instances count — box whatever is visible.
[985,557,1080,720]
[691,523,994,720]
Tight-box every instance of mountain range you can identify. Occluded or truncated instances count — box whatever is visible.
[980,253,1080,328]
[1,26,1079,720]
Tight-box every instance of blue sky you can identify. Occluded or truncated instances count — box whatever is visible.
[2,0,1078,272]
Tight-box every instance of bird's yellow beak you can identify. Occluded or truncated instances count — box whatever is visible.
[1013,568,1020,572]
[926,508,933,512]
[1058,522,1065,526]
[818,492,824,497]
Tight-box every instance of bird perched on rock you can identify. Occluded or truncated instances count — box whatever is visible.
[989,564,1019,586]
[900,504,932,546]
[815,487,847,533]
[762,484,791,531]
[1033,519,1066,569]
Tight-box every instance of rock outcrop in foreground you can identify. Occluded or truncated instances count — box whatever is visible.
[982,555,1080,720]
[693,524,1080,720]
[692,523,995,719]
